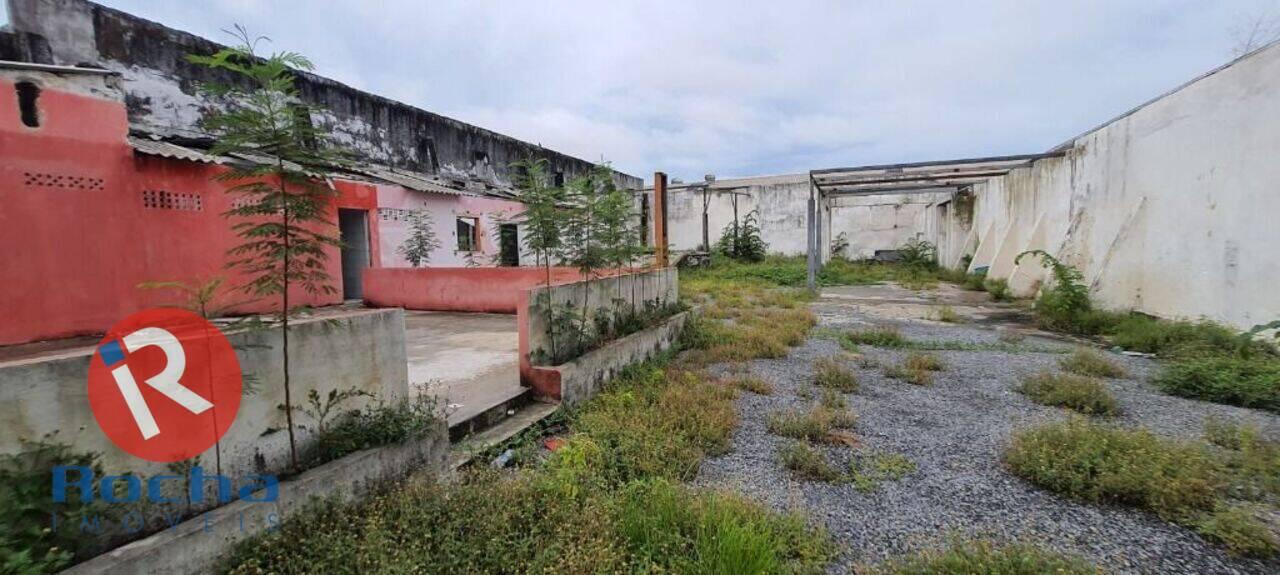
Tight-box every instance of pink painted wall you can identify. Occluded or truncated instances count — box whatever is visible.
[374,183,526,268]
[0,76,377,345]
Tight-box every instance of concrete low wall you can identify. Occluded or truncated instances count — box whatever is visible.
[517,268,679,400]
[0,308,409,479]
[527,310,691,405]
[62,423,448,575]
[364,267,626,314]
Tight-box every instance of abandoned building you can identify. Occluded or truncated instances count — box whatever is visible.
[657,38,1280,331]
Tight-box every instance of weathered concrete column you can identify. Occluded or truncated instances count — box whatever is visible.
[806,176,817,291]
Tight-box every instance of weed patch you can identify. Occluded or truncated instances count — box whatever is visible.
[728,375,775,396]
[1058,348,1127,379]
[1017,372,1119,415]
[767,405,855,442]
[1155,355,1280,413]
[813,356,858,392]
[1005,418,1280,557]
[780,443,843,483]
[848,451,917,492]
[984,278,1012,301]
[846,327,907,348]
[903,352,945,372]
[932,305,962,323]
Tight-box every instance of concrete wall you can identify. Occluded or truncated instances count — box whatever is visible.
[661,174,943,260]
[538,311,690,406]
[364,266,615,314]
[63,425,447,575]
[0,309,409,479]
[2,0,642,190]
[954,42,1280,329]
[827,192,951,260]
[518,268,679,399]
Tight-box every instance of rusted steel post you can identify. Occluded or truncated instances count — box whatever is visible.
[654,172,669,267]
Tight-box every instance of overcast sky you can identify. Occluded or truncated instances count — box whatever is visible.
[38,1,1280,180]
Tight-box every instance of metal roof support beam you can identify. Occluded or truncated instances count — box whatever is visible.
[807,174,818,292]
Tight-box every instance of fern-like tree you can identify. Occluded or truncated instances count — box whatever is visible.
[592,164,640,310]
[397,209,440,267]
[188,27,350,470]
[513,158,567,359]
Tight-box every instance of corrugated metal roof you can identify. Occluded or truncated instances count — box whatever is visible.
[128,135,225,164]
[352,166,472,197]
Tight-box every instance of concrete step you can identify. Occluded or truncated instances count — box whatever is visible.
[447,400,560,471]
[446,384,534,443]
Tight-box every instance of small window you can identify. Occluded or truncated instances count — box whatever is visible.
[472,150,489,164]
[456,217,479,252]
[16,81,40,128]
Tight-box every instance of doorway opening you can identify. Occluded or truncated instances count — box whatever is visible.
[338,208,370,300]
[498,223,519,266]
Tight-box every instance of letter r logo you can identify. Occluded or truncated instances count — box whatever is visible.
[88,309,242,462]
[100,327,214,440]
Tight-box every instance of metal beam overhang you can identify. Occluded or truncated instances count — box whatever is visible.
[825,185,967,198]
[809,153,1049,177]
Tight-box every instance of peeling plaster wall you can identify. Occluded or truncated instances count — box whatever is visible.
[4,0,641,190]
[958,42,1280,329]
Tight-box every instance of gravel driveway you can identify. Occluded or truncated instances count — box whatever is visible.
[696,286,1280,574]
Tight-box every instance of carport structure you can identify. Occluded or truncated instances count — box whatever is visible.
[804,154,1056,290]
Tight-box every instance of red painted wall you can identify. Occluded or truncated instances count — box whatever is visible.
[0,77,377,345]
[363,267,606,314]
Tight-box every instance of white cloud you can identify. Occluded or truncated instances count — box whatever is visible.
[100,0,1280,181]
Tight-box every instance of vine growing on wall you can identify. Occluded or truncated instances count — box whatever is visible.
[188,26,352,470]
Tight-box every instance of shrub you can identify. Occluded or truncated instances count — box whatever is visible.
[813,356,858,392]
[1058,348,1127,378]
[1196,505,1279,558]
[874,539,1100,574]
[779,443,843,483]
[312,394,441,464]
[1004,418,1219,521]
[0,441,106,573]
[819,388,847,410]
[1203,419,1279,503]
[1017,371,1120,415]
[983,278,1012,301]
[847,327,907,348]
[1154,355,1280,413]
[715,209,769,262]
[898,238,938,269]
[1015,250,1099,334]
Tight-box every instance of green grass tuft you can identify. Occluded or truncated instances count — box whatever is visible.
[1017,371,1120,415]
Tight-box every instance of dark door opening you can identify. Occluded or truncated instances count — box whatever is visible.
[498,223,520,267]
[338,209,371,300]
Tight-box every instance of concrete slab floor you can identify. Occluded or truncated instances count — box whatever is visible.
[404,311,524,427]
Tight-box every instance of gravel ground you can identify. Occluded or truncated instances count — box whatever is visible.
[696,292,1280,574]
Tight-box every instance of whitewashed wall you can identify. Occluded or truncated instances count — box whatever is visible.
[957,42,1280,329]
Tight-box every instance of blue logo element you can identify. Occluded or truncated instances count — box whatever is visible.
[98,340,125,367]
[53,465,278,504]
